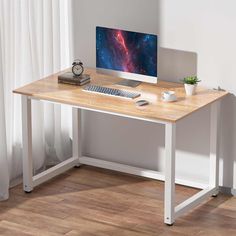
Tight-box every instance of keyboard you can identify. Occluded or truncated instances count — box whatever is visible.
[83,85,141,99]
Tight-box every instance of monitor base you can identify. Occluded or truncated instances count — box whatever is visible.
[116,79,141,88]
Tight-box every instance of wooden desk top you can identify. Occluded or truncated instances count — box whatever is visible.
[13,68,228,123]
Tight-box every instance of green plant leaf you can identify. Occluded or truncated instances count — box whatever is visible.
[181,76,201,85]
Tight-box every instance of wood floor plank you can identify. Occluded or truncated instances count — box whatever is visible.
[0,220,62,236]
[0,165,235,236]
[0,209,72,235]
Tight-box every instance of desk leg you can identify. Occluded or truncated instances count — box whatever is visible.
[22,95,33,193]
[72,108,82,167]
[209,102,220,196]
[164,122,176,225]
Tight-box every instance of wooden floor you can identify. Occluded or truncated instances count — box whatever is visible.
[0,166,235,236]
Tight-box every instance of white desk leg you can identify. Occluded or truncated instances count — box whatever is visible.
[72,108,82,167]
[22,95,33,193]
[209,101,220,196]
[164,122,176,225]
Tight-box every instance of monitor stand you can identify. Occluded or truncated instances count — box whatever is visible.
[116,79,141,88]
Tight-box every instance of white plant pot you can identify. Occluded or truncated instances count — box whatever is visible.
[184,84,197,96]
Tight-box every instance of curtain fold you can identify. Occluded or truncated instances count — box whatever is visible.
[0,26,9,200]
[0,0,73,200]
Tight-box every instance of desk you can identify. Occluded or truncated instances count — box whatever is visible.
[14,68,228,225]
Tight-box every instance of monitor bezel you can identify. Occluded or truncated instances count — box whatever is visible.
[96,26,158,84]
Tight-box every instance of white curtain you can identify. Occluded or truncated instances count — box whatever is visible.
[0,0,74,200]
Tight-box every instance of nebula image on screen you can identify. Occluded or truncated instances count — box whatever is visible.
[96,27,157,77]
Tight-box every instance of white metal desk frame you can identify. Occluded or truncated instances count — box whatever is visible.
[21,95,220,225]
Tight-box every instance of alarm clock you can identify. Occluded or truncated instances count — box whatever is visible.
[72,59,84,76]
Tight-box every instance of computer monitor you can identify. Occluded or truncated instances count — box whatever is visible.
[96,26,158,87]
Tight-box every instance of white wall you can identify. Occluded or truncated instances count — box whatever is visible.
[72,0,236,190]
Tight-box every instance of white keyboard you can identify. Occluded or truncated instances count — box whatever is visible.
[83,85,141,99]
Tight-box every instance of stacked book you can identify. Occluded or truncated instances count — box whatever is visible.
[58,72,90,86]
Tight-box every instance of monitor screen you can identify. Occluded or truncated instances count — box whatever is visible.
[96,26,158,83]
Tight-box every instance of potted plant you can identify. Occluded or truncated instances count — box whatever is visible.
[182,76,201,96]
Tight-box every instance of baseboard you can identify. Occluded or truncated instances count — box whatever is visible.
[219,186,236,196]
[231,188,236,196]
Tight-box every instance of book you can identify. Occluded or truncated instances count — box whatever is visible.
[58,79,90,86]
[58,72,91,86]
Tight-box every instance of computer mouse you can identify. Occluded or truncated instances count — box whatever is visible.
[136,100,149,106]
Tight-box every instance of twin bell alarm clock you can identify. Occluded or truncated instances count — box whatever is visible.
[58,59,90,86]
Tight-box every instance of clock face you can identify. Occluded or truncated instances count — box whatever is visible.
[72,64,83,76]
